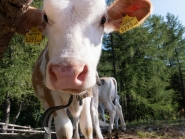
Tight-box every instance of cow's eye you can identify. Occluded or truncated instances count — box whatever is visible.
[43,14,48,22]
[101,16,106,25]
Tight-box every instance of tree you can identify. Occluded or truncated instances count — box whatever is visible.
[98,14,184,121]
[164,13,185,109]
[0,33,46,126]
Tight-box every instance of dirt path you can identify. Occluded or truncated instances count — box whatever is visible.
[0,123,185,139]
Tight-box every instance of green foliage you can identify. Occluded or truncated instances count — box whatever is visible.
[99,14,185,121]
[31,0,43,9]
[0,33,47,125]
[0,34,46,101]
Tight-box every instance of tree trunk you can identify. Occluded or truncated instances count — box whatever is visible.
[2,92,11,133]
[174,48,185,106]
[12,101,22,124]
[11,101,22,133]
[110,34,117,80]
[0,0,33,59]
[126,93,134,122]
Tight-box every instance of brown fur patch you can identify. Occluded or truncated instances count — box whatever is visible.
[32,47,57,116]
[87,87,93,97]
[16,6,46,36]
[85,128,93,137]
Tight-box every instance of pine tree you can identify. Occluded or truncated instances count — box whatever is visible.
[99,14,181,121]
[164,13,185,110]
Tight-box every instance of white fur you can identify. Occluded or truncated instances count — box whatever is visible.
[98,77,126,132]
[34,48,96,139]
[42,0,107,91]
[72,84,104,139]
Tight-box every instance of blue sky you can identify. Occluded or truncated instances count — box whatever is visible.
[150,0,185,26]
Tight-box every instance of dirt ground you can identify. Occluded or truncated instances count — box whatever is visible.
[100,124,185,139]
[0,123,185,139]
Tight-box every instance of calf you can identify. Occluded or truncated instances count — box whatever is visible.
[97,77,126,132]
[16,0,152,138]
[98,95,126,131]
[73,78,126,136]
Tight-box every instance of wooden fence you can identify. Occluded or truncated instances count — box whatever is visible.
[0,122,56,135]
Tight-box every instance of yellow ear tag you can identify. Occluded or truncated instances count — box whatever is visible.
[25,27,43,44]
[119,15,139,33]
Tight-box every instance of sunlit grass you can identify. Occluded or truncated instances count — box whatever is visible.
[137,131,159,138]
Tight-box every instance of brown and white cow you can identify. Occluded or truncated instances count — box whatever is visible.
[97,77,126,132]
[16,0,152,139]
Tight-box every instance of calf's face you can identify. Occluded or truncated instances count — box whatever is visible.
[17,0,152,94]
[42,0,107,93]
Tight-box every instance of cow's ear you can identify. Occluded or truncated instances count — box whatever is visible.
[104,0,152,33]
[16,6,46,36]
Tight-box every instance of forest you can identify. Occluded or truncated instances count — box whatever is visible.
[0,0,185,129]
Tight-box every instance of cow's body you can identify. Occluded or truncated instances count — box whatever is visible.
[32,48,97,139]
[98,94,126,131]
[16,0,152,138]
[97,77,126,132]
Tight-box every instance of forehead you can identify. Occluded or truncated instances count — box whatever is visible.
[43,0,107,22]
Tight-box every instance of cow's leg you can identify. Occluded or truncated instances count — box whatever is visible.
[98,103,106,123]
[80,97,93,139]
[115,114,119,130]
[103,102,116,133]
[91,98,104,139]
[54,109,73,139]
[73,117,80,139]
[115,101,126,131]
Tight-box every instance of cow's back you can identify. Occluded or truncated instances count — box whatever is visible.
[98,77,117,102]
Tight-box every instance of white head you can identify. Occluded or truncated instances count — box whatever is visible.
[17,0,152,94]
[42,0,107,93]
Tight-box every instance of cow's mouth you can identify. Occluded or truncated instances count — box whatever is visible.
[61,88,87,94]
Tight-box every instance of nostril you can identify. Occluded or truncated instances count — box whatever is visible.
[77,65,88,82]
[49,66,57,82]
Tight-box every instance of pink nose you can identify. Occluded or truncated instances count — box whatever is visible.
[49,64,88,90]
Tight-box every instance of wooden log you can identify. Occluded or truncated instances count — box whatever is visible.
[0,133,18,135]
[0,122,56,134]
[0,128,43,133]
[0,128,56,134]
[0,122,31,129]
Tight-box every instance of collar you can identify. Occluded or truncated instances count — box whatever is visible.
[76,89,93,105]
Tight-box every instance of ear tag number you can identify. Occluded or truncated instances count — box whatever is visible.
[119,15,139,33]
[25,27,42,44]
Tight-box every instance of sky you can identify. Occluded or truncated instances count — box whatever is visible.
[150,0,185,26]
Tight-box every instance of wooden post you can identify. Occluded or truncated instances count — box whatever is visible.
[0,122,56,135]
